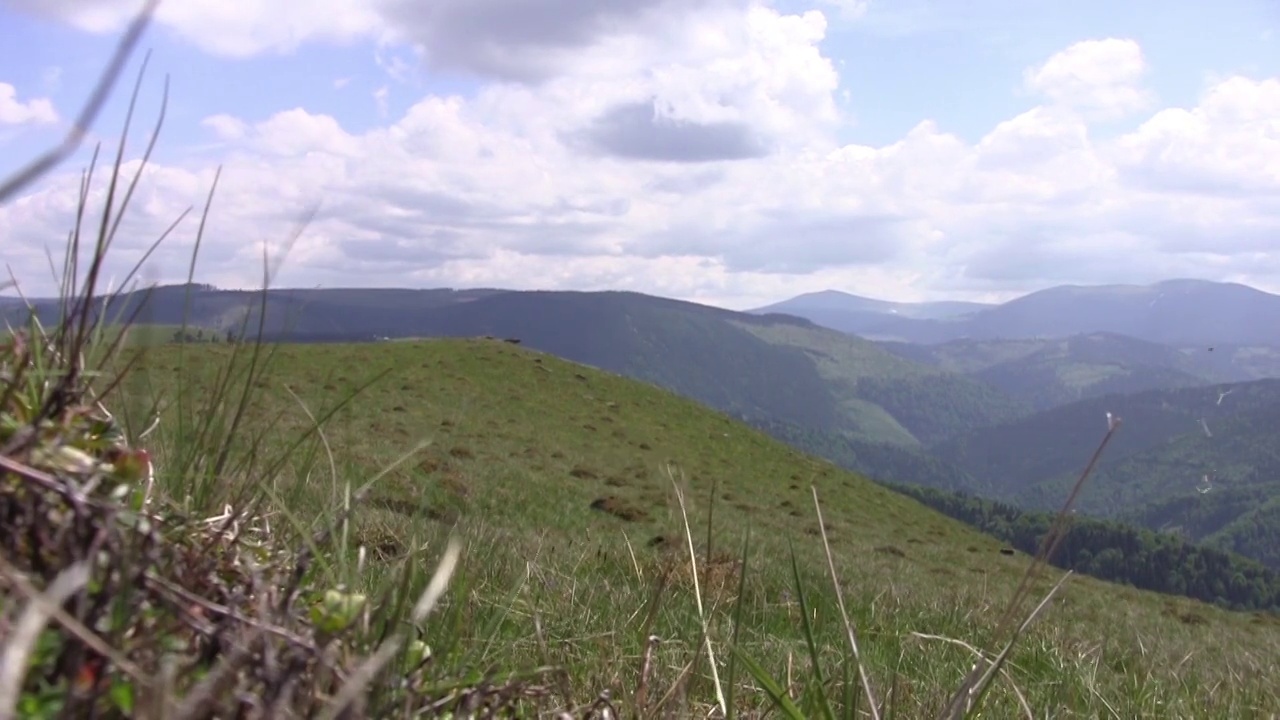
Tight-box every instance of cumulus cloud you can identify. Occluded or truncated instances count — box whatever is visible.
[1023,38,1155,120]
[200,113,247,140]
[1112,76,1280,196]
[1,5,1279,307]
[0,83,58,125]
[378,0,727,82]
[573,100,770,162]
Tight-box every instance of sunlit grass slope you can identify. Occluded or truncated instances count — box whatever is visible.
[114,337,1280,717]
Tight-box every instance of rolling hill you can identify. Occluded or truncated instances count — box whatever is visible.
[922,378,1280,569]
[1020,397,1280,569]
[930,378,1280,497]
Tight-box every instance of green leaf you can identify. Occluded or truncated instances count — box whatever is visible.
[730,645,806,720]
[109,678,136,714]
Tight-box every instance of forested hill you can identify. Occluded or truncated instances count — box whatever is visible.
[894,484,1280,613]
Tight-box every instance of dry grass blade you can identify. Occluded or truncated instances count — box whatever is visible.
[0,0,159,204]
[0,555,145,683]
[669,467,728,718]
[909,633,1033,720]
[0,562,91,720]
[811,486,881,720]
[948,571,1074,719]
[938,417,1121,719]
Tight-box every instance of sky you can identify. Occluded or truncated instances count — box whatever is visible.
[0,0,1277,310]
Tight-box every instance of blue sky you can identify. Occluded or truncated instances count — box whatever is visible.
[1,0,1278,308]
[828,0,1278,144]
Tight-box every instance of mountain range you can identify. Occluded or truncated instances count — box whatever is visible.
[751,278,1280,347]
[5,277,1280,570]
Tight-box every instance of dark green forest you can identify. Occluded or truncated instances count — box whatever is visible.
[892,484,1280,612]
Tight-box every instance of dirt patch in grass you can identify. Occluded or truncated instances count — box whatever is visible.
[589,496,649,522]
[570,464,599,480]
[440,471,469,499]
[1162,604,1208,626]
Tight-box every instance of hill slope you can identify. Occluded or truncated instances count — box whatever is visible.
[113,338,1280,715]
[931,379,1280,498]
[1023,397,1280,569]
[927,378,1280,569]
[122,338,1280,603]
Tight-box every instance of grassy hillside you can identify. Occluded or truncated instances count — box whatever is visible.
[98,337,1280,716]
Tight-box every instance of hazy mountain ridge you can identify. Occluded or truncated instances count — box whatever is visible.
[757,279,1280,348]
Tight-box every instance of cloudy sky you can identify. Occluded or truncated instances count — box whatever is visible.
[0,0,1277,309]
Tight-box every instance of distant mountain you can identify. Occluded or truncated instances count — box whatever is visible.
[761,279,1280,347]
[880,332,1280,411]
[749,290,990,339]
[751,289,991,319]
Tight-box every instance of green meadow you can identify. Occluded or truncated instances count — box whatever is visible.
[89,336,1280,717]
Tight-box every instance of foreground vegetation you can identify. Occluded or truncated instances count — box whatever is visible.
[4,8,1280,717]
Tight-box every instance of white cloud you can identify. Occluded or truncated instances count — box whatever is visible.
[1112,76,1280,196]
[1023,38,1154,120]
[0,82,58,125]
[200,113,248,140]
[2,8,1279,308]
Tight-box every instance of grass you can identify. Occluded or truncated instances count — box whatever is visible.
[91,336,1280,716]
[3,6,1280,717]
